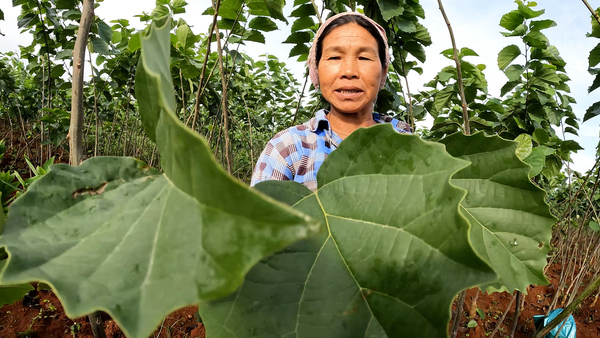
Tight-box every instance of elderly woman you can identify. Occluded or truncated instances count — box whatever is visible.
[251,12,411,191]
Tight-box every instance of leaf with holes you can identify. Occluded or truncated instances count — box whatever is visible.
[441,132,556,293]
[0,18,318,338]
[199,125,496,338]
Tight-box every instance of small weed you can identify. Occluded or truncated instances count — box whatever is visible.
[70,322,81,337]
[17,330,35,338]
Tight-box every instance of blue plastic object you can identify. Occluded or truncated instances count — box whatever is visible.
[533,308,576,338]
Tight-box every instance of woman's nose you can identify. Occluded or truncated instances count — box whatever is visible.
[341,58,359,79]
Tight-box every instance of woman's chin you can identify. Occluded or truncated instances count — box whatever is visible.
[330,104,371,115]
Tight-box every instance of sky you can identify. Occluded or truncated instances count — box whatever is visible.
[0,0,598,173]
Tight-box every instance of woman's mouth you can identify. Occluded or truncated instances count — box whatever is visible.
[336,89,362,94]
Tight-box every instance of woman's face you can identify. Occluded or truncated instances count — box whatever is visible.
[318,23,385,116]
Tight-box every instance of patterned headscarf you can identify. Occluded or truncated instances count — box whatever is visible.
[307,12,390,90]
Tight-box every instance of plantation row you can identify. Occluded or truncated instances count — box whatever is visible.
[0,0,599,337]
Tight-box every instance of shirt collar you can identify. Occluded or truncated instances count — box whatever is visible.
[307,109,410,133]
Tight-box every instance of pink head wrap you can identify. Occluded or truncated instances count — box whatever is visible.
[307,12,390,90]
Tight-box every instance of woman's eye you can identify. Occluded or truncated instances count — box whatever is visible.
[359,56,372,61]
[328,56,341,60]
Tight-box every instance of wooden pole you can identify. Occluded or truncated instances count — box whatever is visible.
[69,0,94,165]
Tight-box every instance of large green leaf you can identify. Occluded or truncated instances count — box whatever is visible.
[504,64,525,81]
[200,125,496,337]
[97,20,113,43]
[377,0,404,21]
[249,16,278,32]
[262,0,287,23]
[584,101,600,122]
[524,146,554,177]
[434,86,455,112]
[498,45,521,70]
[0,18,317,338]
[523,31,549,49]
[441,133,556,292]
[0,260,33,307]
[514,134,533,160]
[590,43,600,68]
[500,10,524,31]
[529,19,557,31]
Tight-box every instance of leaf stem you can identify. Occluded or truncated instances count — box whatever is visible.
[581,0,600,25]
[309,0,322,24]
[436,0,470,135]
[291,72,309,126]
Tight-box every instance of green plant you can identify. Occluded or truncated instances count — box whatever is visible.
[70,322,81,337]
[13,156,54,193]
[0,16,556,338]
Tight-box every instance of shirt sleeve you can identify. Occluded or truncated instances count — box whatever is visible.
[250,137,295,187]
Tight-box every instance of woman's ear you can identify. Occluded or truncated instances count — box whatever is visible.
[379,65,388,89]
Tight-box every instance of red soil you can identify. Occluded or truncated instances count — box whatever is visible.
[2,261,599,338]
[453,263,600,338]
[0,287,204,338]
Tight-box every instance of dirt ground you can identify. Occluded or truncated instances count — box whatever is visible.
[453,263,600,338]
[0,286,205,338]
[1,122,599,337]
[1,261,599,338]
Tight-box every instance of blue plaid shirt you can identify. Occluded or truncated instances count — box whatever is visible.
[250,109,411,191]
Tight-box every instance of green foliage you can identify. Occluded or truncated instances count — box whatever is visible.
[414,46,490,139]
[0,19,317,338]
[498,3,573,133]
[201,126,495,337]
[0,1,590,336]
[498,45,521,70]
[0,259,33,308]
[585,8,600,157]
[441,132,555,292]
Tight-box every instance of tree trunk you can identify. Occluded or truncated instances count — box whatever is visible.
[69,0,94,165]
[69,2,106,336]
[88,312,106,338]
[213,10,233,173]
